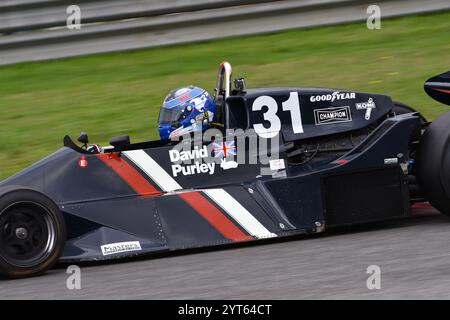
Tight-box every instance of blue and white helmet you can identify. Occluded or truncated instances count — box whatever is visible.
[158,86,216,140]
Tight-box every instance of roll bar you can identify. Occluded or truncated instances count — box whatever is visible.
[215,61,233,101]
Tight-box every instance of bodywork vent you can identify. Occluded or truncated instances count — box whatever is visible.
[323,168,409,227]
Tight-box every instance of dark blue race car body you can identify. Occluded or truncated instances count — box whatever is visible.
[0,90,419,261]
[0,65,448,278]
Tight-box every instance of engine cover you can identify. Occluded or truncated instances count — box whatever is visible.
[225,87,394,142]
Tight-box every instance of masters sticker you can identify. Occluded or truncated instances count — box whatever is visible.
[101,241,142,256]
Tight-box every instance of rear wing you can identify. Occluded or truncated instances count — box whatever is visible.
[424,71,450,106]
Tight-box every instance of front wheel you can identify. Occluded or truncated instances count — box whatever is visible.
[0,186,66,279]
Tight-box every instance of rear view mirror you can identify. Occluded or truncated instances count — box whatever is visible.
[109,135,130,150]
[77,132,89,145]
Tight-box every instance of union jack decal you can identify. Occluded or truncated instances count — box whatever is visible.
[213,140,237,158]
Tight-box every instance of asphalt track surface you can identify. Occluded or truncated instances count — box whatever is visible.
[1,207,450,299]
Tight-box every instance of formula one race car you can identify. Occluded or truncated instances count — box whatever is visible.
[1,62,449,279]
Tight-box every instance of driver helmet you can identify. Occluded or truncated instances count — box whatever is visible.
[158,86,216,140]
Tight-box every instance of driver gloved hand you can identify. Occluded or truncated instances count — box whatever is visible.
[86,144,102,154]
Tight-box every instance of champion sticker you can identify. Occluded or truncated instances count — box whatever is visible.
[101,241,142,256]
[314,106,352,125]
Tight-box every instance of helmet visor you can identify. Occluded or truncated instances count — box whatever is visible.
[158,107,184,125]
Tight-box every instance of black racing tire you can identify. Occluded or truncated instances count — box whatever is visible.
[393,101,427,124]
[0,186,66,279]
[416,111,450,216]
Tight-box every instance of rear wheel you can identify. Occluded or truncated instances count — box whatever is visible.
[393,101,427,123]
[0,187,66,278]
[416,111,450,216]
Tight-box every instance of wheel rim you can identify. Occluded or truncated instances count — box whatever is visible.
[0,202,56,268]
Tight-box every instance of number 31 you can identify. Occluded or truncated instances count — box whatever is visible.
[252,92,304,138]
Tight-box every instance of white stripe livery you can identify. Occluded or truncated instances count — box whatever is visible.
[123,150,182,192]
[204,189,277,239]
[124,149,276,239]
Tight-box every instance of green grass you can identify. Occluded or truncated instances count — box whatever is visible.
[1,11,450,180]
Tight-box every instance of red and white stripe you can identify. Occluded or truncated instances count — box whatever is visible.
[179,191,253,242]
[96,153,160,196]
[203,189,277,239]
[100,149,277,240]
[123,150,182,192]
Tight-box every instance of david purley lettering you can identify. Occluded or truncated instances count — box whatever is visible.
[169,146,215,177]
[169,145,208,162]
[171,161,215,177]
